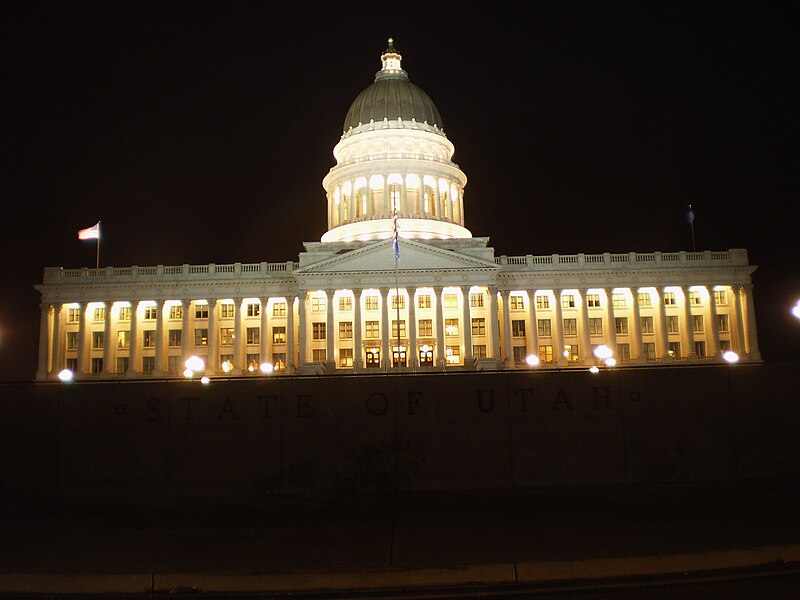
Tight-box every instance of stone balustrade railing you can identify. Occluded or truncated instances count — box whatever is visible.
[43,261,299,283]
[494,249,748,269]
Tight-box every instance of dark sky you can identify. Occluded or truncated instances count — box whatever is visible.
[2,1,797,381]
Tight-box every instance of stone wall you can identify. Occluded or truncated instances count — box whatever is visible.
[2,363,798,497]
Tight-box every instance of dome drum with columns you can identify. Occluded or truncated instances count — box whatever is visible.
[33,40,761,380]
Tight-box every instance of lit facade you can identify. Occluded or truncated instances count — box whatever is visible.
[34,40,761,380]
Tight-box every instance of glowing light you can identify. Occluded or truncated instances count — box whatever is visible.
[792,301,800,319]
[58,369,74,382]
[525,354,540,366]
[185,356,204,372]
[604,357,617,367]
[589,366,600,374]
[221,360,233,373]
[260,362,274,374]
[722,351,740,363]
[183,368,194,379]
[421,344,431,353]
[200,376,210,385]
[593,345,613,360]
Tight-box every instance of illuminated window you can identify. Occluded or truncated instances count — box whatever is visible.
[195,329,208,346]
[272,302,286,317]
[511,319,526,337]
[445,318,459,336]
[365,296,379,311]
[169,305,182,320]
[272,326,286,344]
[612,294,627,308]
[565,344,580,362]
[443,294,458,308]
[538,319,551,337]
[513,346,526,365]
[536,295,550,310]
[668,341,681,358]
[470,293,484,308]
[312,349,327,362]
[471,318,485,336]
[586,294,601,308]
[391,320,406,338]
[117,330,130,349]
[561,294,575,309]
[220,328,234,346]
[667,316,679,333]
[195,304,208,319]
[664,292,676,306]
[246,303,260,317]
[66,331,78,350]
[246,327,260,345]
[92,331,104,349]
[689,291,702,305]
[220,354,233,369]
[473,344,487,358]
[339,321,353,340]
[246,353,260,369]
[67,307,80,323]
[692,315,704,333]
[92,307,105,322]
[338,296,352,311]
[563,318,577,336]
[144,306,158,320]
[365,321,379,338]
[143,330,156,348]
[418,295,432,309]
[640,316,654,334]
[638,292,652,307]
[118,306,131,321]
[445,345,460,364]
[220,304,235,319]
[539,345,554,363]
[588,318,603,335]
[714,290,728,305]
[312,322,326,340]
[391,295,405,310]
[418,319,432,337]
[339,348,353,368]
[615,317,628,335]
[168,329,181,347]
[311,297,326,312]
[272,353,286,370]
[510,295,525,310]
[717,314,729,333]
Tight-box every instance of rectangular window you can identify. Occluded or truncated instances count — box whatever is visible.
[272,353,286,370]
[563,318,577,336]
[312,322,326,340]
[471,318,485,336]
[445,318,459,336]
[66,357,78,372]
[714,290,728,305]
[617,343,631,361]
[643,342,656,360]
[143,330,156,348]
[219,354,233,369]
[195,329,208,346]
[536,295,550,310]
[312,349,327,362]
[615,317,628,335]
[272,302,286,317]
[694,341,706,358]
[417,294,431,309]
[717,314,729,333]
[612,294,627,308]
[144,306,158,320]
[692,315,704,333]
[664,291,676,306]
[473,344,487,358]
[220,327,234,346]
[537,319,551,337]
[638,292,652,308]
[93,307,105,322]
[586,294,601,308]
[272,326,286,344]
[470,293,484,308]
[311,297,326,312]
[246,353,260,369]
[641,316,654,334]
[339,348,353,368]
[246,326,260,345]
[538,344,554,363]
[418,319,432,337]
[339,321,353,340]
[117,330,130,349]
[220,303,235,319]
[66,331,78,350]
[719,339,731,352]
[391,295,405,310]
[116,357,129,374]
[443,294,458,308]
[511,319,526,337]
[510,295,525,310]
[667,315,679,334]
[168,355,179,374]
[91,357,103,374]
[365,296,379,311]
[246,303,260,317]
[391,320,406,338]
[689,291,702,305]
[513,346,526,365]
[365,320,379,338]
[142,356,155,374]
[565,344,580,362]
[445,345,460,364]
[92,331,104,349]
[169,305,182,320]
[587,318,602,335]
[561,294,575,309]
[118,306,131,321]
[67,307,80,323]
[338,296,352,311]
[195,304,209,319]
[168,329,181,347]
[668,341,681,358]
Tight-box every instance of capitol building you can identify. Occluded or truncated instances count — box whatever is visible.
[35,40,761,380]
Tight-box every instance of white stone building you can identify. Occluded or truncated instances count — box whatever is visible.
[34,40,761,380]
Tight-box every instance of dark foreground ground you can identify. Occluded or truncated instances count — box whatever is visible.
[2,480,800,597]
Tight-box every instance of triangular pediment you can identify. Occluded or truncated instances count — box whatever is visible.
[296,239,498,274]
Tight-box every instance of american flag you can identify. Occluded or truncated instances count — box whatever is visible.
[392,204,400,260]
[78,222,100,240]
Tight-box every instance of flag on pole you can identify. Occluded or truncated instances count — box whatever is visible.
[78,222,100,240]
[392,204,400,260]
[686,205,695,224]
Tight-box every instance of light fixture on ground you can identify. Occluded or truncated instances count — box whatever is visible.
[259,362,274,374]
[792,300,800,319]
[184,355,205,379]
[221,359,233,374]
[58,368,74,382]
[592,344,616,368]
[722,350,740,363]
[200,376,210,385]
[525,354,540,367]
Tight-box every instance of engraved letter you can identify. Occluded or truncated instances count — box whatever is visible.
[593,386,612,410]
[218,397,239,420]
[366,392,388,416]
[183,397,200,420]
[407,391,423,415]
[513,388,535,412]
[552,387,574,411]
[477,389,495,413]
[297,394,313,417]
[258,394,279,419]
[145,397,161,422]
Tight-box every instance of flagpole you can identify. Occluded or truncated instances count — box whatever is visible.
[96,221,101,269]
[688,205,696,251]
[392,186,401,368]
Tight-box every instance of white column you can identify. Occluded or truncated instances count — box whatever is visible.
[50,302,62,377]
[488,286,501,364]
[352,289,362,371]
[434,286,445,367]
[233,297,244,374]
[260,297,270,368]
[604,288,617,355]
[102,301,114,375]
[326,289,335,365]
[36,303,51,380]
[207,299,218,374]
[126,301,139,377]
[731,285,746,355]
[527,290,539,358]
[578,289,592,365]
[707,287,720,358]
[553,290,566,366]
[680,286,697,360]
[381,288,391,368]
[501,290,512,368]
[286,295,296,374]
[655,288,670,360]
[742,284,761,360]
[181,299,192,369]
[461,286,472,366]
[630,289,643,363]
[152,300,166,377]
[76,302,88,377]
[408,287,417,368]
[297,292,307,366]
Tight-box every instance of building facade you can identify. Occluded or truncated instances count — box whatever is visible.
[34,40,761,380]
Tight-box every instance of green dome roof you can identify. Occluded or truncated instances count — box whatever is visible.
[343,40,443,131]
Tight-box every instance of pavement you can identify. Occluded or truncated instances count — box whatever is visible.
[2,480,800,596]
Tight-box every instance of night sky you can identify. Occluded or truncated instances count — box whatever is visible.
[2,2,797,381]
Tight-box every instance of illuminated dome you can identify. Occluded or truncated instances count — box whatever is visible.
[322,39,471,243]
